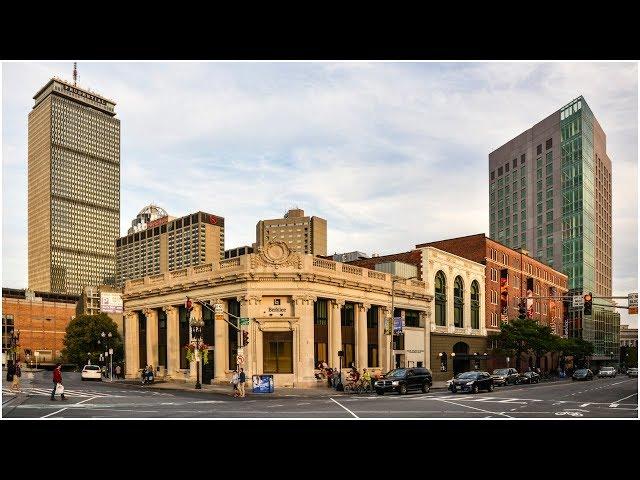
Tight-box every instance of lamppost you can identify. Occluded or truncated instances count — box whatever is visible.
[99,331,113,381]
[389,275,417,371]
[87,352,92,365]
[190,317,204,389]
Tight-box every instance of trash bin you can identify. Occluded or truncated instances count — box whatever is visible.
[252,375,274,393]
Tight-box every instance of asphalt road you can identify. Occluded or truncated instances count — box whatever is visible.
[2,370,638,419]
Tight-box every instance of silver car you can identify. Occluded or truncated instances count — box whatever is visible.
[598,366,617,378]
[628,368,638,378]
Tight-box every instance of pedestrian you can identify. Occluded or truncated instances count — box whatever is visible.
[6,361,15,383]
[238,368,246,397]
[11,361,22,392]
[231,370,239,397]
[115,364,122,380]
[50,363,66,401]
[332,368,340,388]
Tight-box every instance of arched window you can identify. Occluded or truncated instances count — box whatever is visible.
[471,280,480,329]
[454,276,464,328]
[435,271,447,326]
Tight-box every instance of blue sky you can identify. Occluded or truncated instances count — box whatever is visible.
[2,61,637,327]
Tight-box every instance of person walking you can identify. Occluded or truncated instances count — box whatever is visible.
[115,364,122,380]
[6,361,15,383]
[238,368,247,397]
[231,370,239,397]
[50,363,66,401]
[11,362,22,392]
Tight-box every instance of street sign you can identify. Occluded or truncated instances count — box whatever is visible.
[629,293,638,315]
[572,295,584,308]
[215,313,225,321]
[239,317,250,326]
[236,354,245,365]
[214,303,223,314]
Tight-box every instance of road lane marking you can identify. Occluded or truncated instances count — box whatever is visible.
[330,397,359,418]
[41,395,99,418]
[612,392,638,404]
[580,403,591,407]
[609,404,619,408]
[434,397,513,418]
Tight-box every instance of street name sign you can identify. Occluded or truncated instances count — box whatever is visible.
[239,317,250,326]
[572,295,584,308]
[214,303,223,314]
[629,293,638,315]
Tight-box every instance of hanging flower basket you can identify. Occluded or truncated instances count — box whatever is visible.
[185,342,209,364]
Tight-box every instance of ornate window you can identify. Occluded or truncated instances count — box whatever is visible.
[454,276,464,328]
[435,271,447,326]
[471,281,480,329]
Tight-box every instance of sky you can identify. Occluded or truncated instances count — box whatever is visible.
[1,61,638,328]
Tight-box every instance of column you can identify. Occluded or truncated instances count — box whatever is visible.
[356,303,369,370]
[237,295,262,379]
[163,306,179,379]
[144,308,159,371]
[124,311,139,378]
[189,302,203,379]
[329,299,344,371]
[293,295,316,387]
[213,298,228,382]
[421,310,430,369]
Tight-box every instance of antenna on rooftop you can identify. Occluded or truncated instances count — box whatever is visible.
[73,62,78,86]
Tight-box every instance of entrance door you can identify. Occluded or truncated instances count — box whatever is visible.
[201,349,214,385]
[452,342,470,375]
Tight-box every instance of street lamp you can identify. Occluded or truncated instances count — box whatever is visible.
[190,317,204,389]
[389,275,417,371]
[101,331,113,381]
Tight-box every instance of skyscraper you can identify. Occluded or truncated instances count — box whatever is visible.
[28,77,120,294]
[256,208,327,256]
[488,96,619,365]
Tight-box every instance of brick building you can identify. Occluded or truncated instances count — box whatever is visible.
[2,288,78,366]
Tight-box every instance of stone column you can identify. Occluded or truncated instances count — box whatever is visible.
[163,306,179,379]
[293,295,316,387]
[356,303,369,370]
[329,299,344,371]
[237,294,262,380]
[124,311,139,378]
[421,310,430,369]
[213,298,228,383]
[144,308,159,371]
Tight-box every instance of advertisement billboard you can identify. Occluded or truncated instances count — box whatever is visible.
[252,374,274,393]
[526,277,534,319]
[393,316,404,334]
[500,269,509,322]
[100,292,123,314]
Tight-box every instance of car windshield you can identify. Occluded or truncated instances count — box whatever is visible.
[575,369,588,374]
[84,365,100,371]
[457,372,479,379]
[601,367,614,371]
[385,369,407,378]
[493,369,509,375]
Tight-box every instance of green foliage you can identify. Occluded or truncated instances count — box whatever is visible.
[620,345,637,369]
[62,314,123,367]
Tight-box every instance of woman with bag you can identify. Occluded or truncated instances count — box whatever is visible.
[11,362,22,392]
[231,370,239,397]
[50,363,66,401]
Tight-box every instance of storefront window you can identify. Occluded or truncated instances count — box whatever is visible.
[367,306,379,367]
[314,299,329,365]
[138,312,147,369]
[405,310,420,328]
[157,309,167,368]
[435,271,447,326]
[179,306,189,369]
[263,331,293,373]
[227,299,240,371]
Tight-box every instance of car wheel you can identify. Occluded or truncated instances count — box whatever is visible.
[488,383,494,392]
[422,383,430,394]
[472,384,479,394]
[399,384,408,395]
[376,389,384,395]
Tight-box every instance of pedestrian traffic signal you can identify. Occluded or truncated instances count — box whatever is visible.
[242,331,249,346]
[185,297,193,312]
[518,300,527,320]
[583,293,593,316]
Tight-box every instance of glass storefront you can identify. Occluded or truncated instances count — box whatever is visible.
[263,331,293,373]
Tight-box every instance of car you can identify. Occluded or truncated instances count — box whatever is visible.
[491,368,520,386]
[374,367,432,395]
[449,371,494,394]
[518,371,540,384]
[572,368,594,381]
[81,364,102,381]
[627,368,638,378]
[598,366,617,378]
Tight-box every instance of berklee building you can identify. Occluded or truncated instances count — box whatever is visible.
[115,211,225,287]
[28,78,120,294]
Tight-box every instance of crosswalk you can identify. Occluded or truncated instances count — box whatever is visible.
[2,386,124,399]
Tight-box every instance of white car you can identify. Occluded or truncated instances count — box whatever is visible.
[628,368,638,378]
[81,364,102,381]
[598,366,617,378]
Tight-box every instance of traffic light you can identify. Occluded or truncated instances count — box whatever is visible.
[583,293,593,316]
[518,300,527,320]
[242,331,249,346]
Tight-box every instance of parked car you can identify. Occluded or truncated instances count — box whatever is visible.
[518,371,540,384]
[81,364,102,381]
[627,368,638,378]
[491,368,520,386]
[572,369,594,381]
[375,367,432,395]
[597,366,617,378]
[449,371,494,394]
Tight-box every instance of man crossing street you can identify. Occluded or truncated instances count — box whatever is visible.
[238,368,247,397]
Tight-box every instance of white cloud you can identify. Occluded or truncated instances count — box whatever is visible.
[2,61,637,326]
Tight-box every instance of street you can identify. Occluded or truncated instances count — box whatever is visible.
[2,370,638,419]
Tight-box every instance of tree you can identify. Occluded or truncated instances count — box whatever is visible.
[528,323,559,370]
[62,314,123,368]
[496,318,540,371]
[557,337,594,369]
[620,345,638,369]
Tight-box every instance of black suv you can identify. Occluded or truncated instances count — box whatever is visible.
[375,368,432,395]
